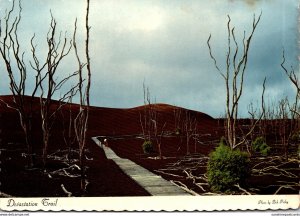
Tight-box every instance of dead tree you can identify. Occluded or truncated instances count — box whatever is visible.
[207,13,262,149]
[139,83,155,142]
[193,122,199,154]
[173,107,182,135]
[281,50,300,115]
[29,14,77,166]
[280,50,300,159]
[259,77,267,139]
[139,84,166,159]
[278,98,290,160]
[60,89,77,161]
[0,0,42,167]
[152,111,166,160]
[281,50,300,132]
[173,107,184,152]
[73,0,91,192]
[247,101,258,142]
[276,98,297,161]
[183,110,197,155]
[265,99,278,143]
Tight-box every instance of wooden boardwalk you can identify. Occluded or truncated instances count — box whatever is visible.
[91,137,192,196]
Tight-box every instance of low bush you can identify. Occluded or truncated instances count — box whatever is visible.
[175,128,181,136]
[252,136,271,156]
[207,142,250,192]
[142,140,153,154]
[290,131,300,143]
[219,136,227,145]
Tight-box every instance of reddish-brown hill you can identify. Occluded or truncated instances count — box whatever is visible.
[88,103,216,136]
[0,95,219,153]
[0,95,219,196]
[0,96,217,135]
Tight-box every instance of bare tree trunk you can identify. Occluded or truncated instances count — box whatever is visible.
[139,82,154,142]
[140,84,166,159]
[260,78,267,140]
[73,0,91,193]
[174,107,182,134]
[183,111,197,155]
[207,13,262,150]
[30,14,75,167]
[278,98,290,161]
[0,0,38,167]
[281,50,300,160]
[153,116,166,160]
[60,94,76,161]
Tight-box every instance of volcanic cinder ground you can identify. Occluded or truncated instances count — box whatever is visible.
[0,95,299,196]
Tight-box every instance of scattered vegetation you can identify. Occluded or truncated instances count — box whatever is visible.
[219,136,227,146]
[290,131,300,143]
[207,142,250,192]
[142,140,153,154]
[175,128,181,136]
[252,136,271,156]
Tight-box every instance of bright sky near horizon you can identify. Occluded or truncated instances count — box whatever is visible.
[0,0,298,117]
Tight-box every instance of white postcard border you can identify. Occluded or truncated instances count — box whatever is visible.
[0,195,299,212]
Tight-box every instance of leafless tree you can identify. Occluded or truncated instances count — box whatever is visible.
[264,98,279,143]
[139,84,166,159]
[281,50,300,116]
[277,98,290,160]
[73,0,91,192]
[173,107,182,135]
[139,83,154,142]
[281,50,300,135]
[173,107,185,152]
[29,14,78,166]
[247,101,258,142]
[259,77,267,139]
[0,0,79,168]
[182,110,197,155]
[192,124,200,154]
[60,89,77,161]
[207,13,262,149]
[0,0,42,166]
[152,111,166,160]
[279,50,300,160]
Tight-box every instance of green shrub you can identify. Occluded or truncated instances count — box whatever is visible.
[207,143,250,192]
[142,140,153,154]
[252,136,271,156]
[290,131,300,143]
[219,136,227,145]
[175,128,181,136]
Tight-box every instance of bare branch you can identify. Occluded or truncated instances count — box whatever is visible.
[207,34,225,79]
[0,0,35,166]
[207,13,262,149]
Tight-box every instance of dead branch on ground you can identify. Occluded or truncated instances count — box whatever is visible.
[61,184,72,197]
[234,184,253,195]
[170,180,199,196]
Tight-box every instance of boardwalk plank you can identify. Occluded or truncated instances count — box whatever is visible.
[144,186,190,196]
[92,137,192,196]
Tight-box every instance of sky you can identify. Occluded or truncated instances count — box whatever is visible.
[0,0,299,117]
